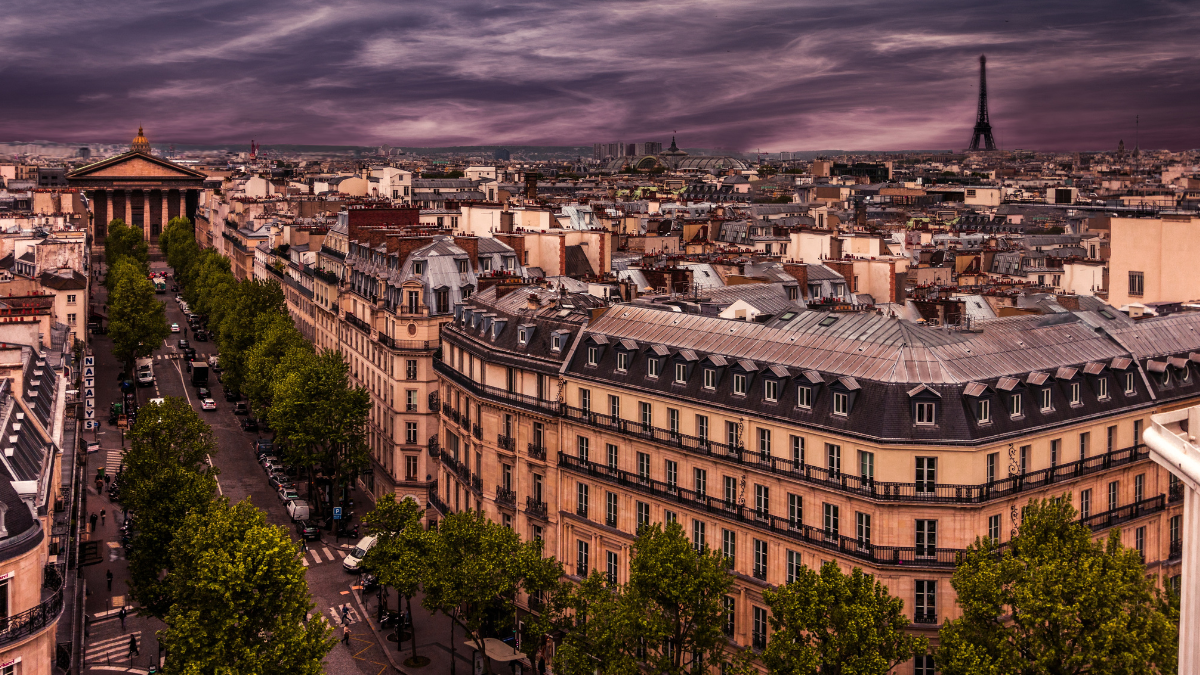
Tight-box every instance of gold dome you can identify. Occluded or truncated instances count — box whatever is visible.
[131,126,151,153]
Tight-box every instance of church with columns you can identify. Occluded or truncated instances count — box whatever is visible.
[66,127,206,243]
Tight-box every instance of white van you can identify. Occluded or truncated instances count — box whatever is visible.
[342,535,377,573]
[135,357,154,386]
[287,499,311,521]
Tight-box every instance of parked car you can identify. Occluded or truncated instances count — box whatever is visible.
[296,519,320,540]
[287,499,311,521]
[171,285,179,292]
[277,486,300,503]
[200,398,217,410]
[268,473,294,491]
[233,402,249,415]
[241,417,259,432]
[253,439,274,455]
[343,535,378,573]
[170,323,180,333]
[263,458,284,474]
[194,330,208,342]
[225,389,242,402]
[79,438,100,454]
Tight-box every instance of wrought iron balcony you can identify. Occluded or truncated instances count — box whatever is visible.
[1079,495,1166,532]
[427,437,441,460]
[1170,539,1183,560]
[434,358,562,416]
[525,496,549,520]
[428,392,439,411]
[0,564,65,647]
[527,443,546,461]
[497,435,515,451]
[496,486,516,506]
[472,424,482,440]
[913,611,938,625]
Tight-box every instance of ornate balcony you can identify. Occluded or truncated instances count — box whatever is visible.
[496,486,516,506]
[913,611,938,625]
[527,443,546,461]
[1078,495,1166,532]
[525,496,549,520]
[428,392,440,412]
[497,435,515,451]
[472,424,482,440]
[434,358,561,416]
[0,564,65,647]
[427,436,441,460]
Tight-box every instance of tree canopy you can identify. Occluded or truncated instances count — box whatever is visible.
[105,218,149,271]
[762,561,927,675]
[106,257,169,368]
[937,496,1178,675]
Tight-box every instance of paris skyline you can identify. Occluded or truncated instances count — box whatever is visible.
[3,0,1199,151]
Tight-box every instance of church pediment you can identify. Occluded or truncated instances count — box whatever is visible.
[67,152,206,180]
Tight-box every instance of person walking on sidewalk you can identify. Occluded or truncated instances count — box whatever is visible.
[128,634,139,659]
[89,512,98,533]
[106,569,113,592]
[119,606,127,631]
[342,626,351,647]
[101,509,107,526]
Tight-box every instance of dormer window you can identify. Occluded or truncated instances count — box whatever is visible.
[551,330,568,352]
[764,380,779,403]
[797,385,812,409]
[915,402,935,425]
[1041,388,1052,411]
[733,374,747,396]
[456,259,469,273]
[977,399,992,423]
[414,261,426,275]
[1069,382,1081,406]
[518,327,528,344]
[617,352,629,372]
[647,358,660,378]
[1124,371,1135,394]
[1098,377,1109,399]
[674,363,687,384]
[587,346,599,366]
[832,392,849,416]
[703,368,715,389]
[1010,394,1023,418]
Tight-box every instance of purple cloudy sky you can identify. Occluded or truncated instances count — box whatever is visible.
[2,0,1198,151]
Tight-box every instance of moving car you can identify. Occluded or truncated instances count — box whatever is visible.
[135,357,154,386]
[343,535,378,573]
[296,519,320,540]
[177,339,190,350]
[197,387,211,399]
[200,398,217,410]
[170,323,180,333]
[194,330,208,342]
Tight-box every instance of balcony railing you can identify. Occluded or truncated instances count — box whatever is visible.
[378,334,436,351]
[526,496,549,520]
[913,611,938,625]
[497,486,516,506]
[429,489,449,515]
[345,313,370,332]
[473,424,482,440]
[428,392,440,412]
[528,443,547,461]
[427,436,441,460]
[406,403,419,412]
[1170,481,1183,502]
[471,475,482,493]
[563,405,1151,507]
[434,358,562,416]
[0,564,65,647]
[1079,495,1165,532]
[497,435,515,451]
[559,452,967,568]
[1170,539,1183,560]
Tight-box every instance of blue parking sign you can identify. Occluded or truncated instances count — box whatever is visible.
[333,507,343,520]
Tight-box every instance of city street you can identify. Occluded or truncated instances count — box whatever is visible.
[79,260,475,675]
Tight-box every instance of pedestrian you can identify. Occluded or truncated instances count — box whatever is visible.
[104,473,111,487]
[95,477,104,494]
[89,512,98,533]
[101,509,107,526]
[119,605,127,631]
[342,626,351,646]
[300,538,308,554]
[106,569,113,592]
[341,604,350,625]
[128,634,139,658]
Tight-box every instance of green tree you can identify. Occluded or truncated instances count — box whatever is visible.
[268,349,370,513]
[243,311,312,413]
[121,397,219,618]
[161,217,198,275]
[937,496,1178,675]
[362,494,429,666]
[160,499,334,674]
[216,279,286,394]
[550,572,642,675]
[762,561,927,675]
[623,521,737,674]
[421,510,562,675]
[105,218,149,269]
[107,257,169,372]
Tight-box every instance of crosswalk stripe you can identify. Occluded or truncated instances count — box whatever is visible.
[309,550,321,564]
[322,548,334,562]
[301,557,309,567]
[338,550,347,558]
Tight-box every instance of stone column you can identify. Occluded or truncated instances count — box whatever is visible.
[113,189,126,224]
[144,189,152,239]
[161,188,170,228]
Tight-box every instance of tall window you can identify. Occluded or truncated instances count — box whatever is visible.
[1128,271,1144,297]
[577,540,590,576]
[637,452,650,480]
[915,519,937,557]
[758,428,771,455]
[577,436,589,462]
[1019,445,1029,474]
[576,483,589,518]
[723,596,736,636]
[1080,432,1090,458]
[1070,382,1081,405]
[726,421,740,448]
[791,435,805,467]
[1108,480,1119,511]
[692,520,706,550]
[977,398,991,423]
[1135,526,1146,560]
[859,450,874,481]
[1010,393,1023,417]
[1125,372,1136,394]
[1107,425,1116,453]
[665,460,678,489]
[606,551,618,584]
[697,415,709,441]
[1098,377,1109,399]
[753,539,768,579]
[694,468,707,497]
[827,443,841,476]
[580,388,591,411]
[724,476,737,505]
[752,606,768,649]
[606,443,618,469]
[606,491,618,528]
[786,550,802,583]
[823,503,839,536]
[916,457,937,494]
[406,359,417,380]
[609,395,620,419]
[722,529,736,565]
[1080,488,1092,519]
[915,580,937,622]
[797,385,812,409]
[1135,473,1145,503]
[915,655,937,675]
[636,501,650,531]
[754,484,770,518]
[988,514,1001,543]
[405,421,418,444]
[1051,439,1060,466]
[640,402,652,428]
[788,493,802,528]
[856,512,872,546]
[986,452,997,483]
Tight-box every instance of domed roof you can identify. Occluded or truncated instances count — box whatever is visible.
[131,126,151,153]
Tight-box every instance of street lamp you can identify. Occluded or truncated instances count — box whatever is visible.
[1143,405,1200,674]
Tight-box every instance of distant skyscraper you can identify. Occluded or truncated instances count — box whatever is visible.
[969,55,997,151]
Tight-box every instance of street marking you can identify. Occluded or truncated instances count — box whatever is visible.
[328,605,361,626]
[301,557,309,567]
[206,454,222,495]
[309,550,322,564]
[339,550,347,558]
[322,548,335,561]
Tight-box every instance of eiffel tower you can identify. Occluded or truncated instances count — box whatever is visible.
[969,54,997,151]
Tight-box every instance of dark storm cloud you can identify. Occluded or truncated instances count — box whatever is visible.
[1,0,1198,150]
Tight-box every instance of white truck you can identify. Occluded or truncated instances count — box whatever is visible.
[135,357,154,387]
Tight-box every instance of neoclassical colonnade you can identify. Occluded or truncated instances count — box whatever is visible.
[86,187,199,240]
